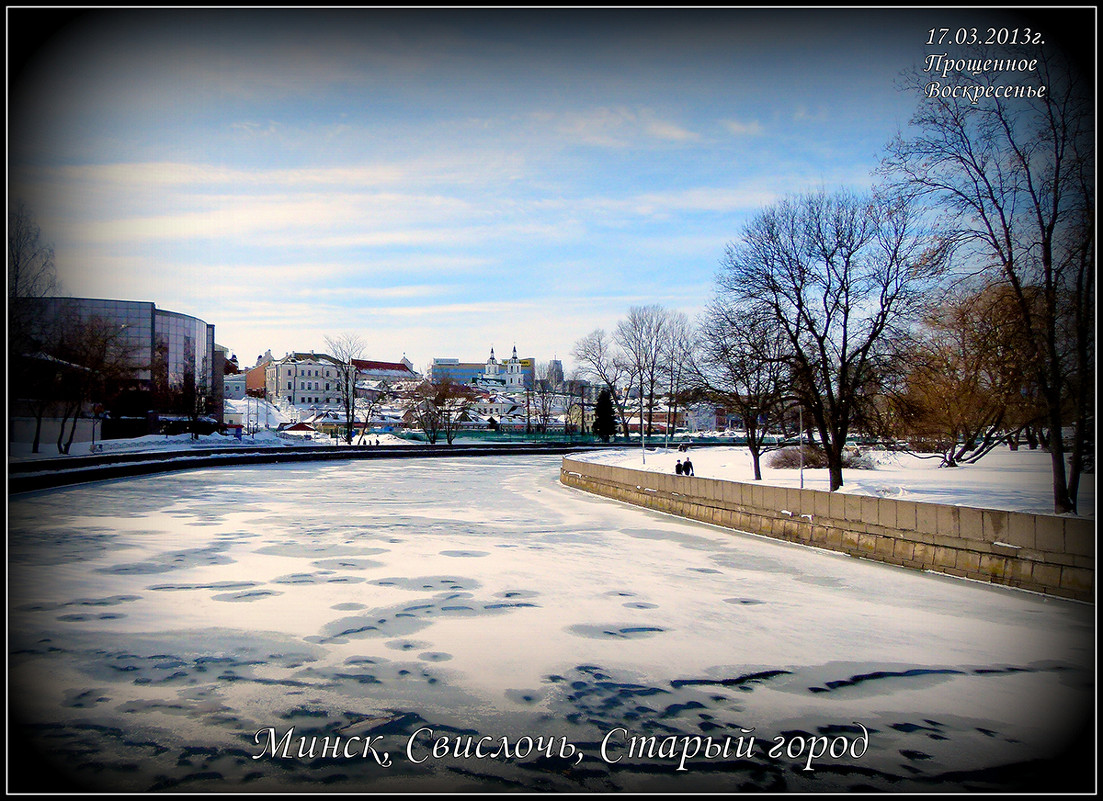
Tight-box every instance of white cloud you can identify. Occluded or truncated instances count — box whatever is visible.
[531,106,699,148]
[722,118,765,136]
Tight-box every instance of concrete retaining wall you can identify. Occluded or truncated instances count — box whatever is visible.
[560,457,1094,603]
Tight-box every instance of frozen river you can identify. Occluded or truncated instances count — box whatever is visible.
[8,454,1095,793]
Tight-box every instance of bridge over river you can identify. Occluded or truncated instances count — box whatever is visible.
[8,454,1094,792]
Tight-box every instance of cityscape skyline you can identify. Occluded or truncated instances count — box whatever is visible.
[8,8,1088,374]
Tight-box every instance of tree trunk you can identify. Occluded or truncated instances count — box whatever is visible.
[1044,391,1075,514]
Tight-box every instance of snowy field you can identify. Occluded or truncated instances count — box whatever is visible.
[576,445,1096,519]
[8,454,1094,793]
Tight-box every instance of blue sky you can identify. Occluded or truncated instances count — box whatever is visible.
[8,8,1073,374]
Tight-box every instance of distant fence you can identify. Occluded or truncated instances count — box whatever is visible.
[7,443,609,494]
[560,457,1094,603]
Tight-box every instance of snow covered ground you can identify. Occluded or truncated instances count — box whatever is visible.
[8,455,1094,793]
[575,445,1096,518]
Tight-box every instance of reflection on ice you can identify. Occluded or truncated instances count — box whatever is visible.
[8,455,1094,792]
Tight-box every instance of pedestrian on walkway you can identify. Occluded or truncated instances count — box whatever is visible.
[683,457,694,476]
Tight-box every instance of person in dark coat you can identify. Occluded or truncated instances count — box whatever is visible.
[682,457,694,476]
[675,460,684,475]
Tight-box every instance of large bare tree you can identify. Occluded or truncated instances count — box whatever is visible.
[882,43,1093,513]
[615,305,673,441]
[659,310,692,447]
[51,313,141,454]
[324,333,365,444]
[571,328,631,440]
[693,301,792,480]
[890,282,1039,467]
[718,189,948,491]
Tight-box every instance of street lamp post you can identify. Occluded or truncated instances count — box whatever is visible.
[799,404,804,490]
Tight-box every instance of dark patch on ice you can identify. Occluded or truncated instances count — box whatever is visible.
[96,546,236,576]
[495,590,540,600]
[723,597,765,606]
[148,581,258,592]
[309,558,385,571]
[418,652,452,662]
[331,602,366,611]
[504,688,545,704]
[211,590,283,603]
[890,721,944,734]
[16,595,142,612]
[255,543,387,559]
[386,640,431,652]
[670,670,791,690]
[809,668,965,693]
[567,624,665,639]
[439,550,489,558]
[623,602,658,609]
[369,576,480,592]
[900,749,933,761]
[272,573,366,586]
[484,601,539,610]
[61,688,111,708]
[56,612,126,622]
[318,613,433,643]
[97,561,176,575]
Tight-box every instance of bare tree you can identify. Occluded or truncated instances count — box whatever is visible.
[436,377,478,445]
[354,382,396,445]
[409,376,477,445]
[572,329,631,440]
[615,305,672,441]
[8,200,58,303]
[718,189,948,491]
[324,333,365,444]
[659,310,692,446]
[408,381,442,444]
[531,362,559,434]
[890,282,1039,467]
[693,301,792,480]
[52,313,141,454]
[882,43,1093,513]
[8,201,61,449]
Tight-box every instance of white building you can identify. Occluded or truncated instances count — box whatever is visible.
[265,352,347,407]
[223,373,247,401]
[473,346,526,392]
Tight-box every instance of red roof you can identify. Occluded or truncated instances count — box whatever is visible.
[351,359,414,373]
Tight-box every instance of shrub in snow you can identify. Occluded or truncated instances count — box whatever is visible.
[841,448,876,470]
[768,445,828,469]
[767,445,875,470]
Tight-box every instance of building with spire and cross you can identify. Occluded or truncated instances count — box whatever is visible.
[430,346,535,393]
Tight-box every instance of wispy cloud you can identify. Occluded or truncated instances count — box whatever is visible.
[532,106,699,148]
[722,118,765,136]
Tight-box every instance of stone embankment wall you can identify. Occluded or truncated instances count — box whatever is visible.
[560,457,1094,603]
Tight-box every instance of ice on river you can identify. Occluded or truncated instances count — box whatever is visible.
[8,455,1094,793]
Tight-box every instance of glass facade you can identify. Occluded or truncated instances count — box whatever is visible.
[36,297,156,383]
[28,297,219,419]
[153,309,215,399]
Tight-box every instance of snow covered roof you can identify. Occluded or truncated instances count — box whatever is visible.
[352,358,417,375]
